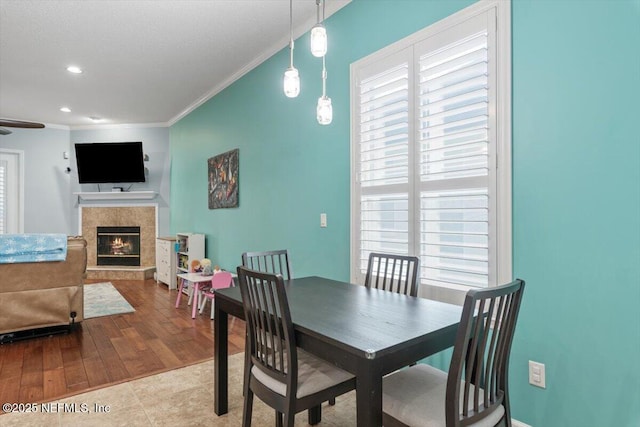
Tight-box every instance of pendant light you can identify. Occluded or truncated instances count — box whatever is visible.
[283,0,300,97]
[310,0,327,58]
[317,55,332,125]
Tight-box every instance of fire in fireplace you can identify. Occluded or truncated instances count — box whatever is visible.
[96,226,141,266]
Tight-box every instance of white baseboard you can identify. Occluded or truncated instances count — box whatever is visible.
[513,419,532,427]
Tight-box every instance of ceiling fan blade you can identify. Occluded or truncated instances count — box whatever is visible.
[0,128,13,135]
[0,119,45,128]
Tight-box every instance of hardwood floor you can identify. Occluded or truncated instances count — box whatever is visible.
[0,278,246,404]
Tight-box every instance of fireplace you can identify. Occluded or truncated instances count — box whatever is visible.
[96,226,141,266]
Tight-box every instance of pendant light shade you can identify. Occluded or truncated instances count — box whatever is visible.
[310,24,327,57]
[310,0,328,58]
[283,67,300,98]
[283,0,299,98]
[316,95,332,125]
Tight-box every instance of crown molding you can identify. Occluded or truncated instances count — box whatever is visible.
[70,122,170,131]
[168,1,351,126]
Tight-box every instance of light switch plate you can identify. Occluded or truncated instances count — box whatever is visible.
[528,360,546,388]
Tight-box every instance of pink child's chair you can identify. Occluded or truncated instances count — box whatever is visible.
[198,271,234,319]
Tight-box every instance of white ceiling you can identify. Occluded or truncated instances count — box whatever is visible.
[0,0,350,128]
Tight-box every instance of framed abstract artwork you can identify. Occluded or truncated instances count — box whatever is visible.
[208,149,239,209]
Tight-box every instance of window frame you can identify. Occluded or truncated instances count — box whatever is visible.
[350,0,511,304]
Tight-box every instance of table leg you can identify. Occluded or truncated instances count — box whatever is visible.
[356,358,383,427]
[214,301,229,415]
[175,278,184,308]
[191,283,199,319]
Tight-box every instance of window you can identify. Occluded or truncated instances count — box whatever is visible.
[351,1,511,303]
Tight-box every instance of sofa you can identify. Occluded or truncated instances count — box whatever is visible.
[0,236,87,339]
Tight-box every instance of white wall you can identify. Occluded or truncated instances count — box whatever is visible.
[0,126,73,233]
[71,127,171,236]
[0,125,171,236]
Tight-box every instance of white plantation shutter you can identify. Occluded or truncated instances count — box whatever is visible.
[354,49,413,277]
[351,1,511,301]
[420,188,489,289]
[417,16,493,290]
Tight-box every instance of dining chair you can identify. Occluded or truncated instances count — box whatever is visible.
[236,266,356,427]
[240,249,295,403]
[198,271,234,319]
[365,252,420,297]
[239,249,341,406]
[382,279,525,427]
[242,249,292,280]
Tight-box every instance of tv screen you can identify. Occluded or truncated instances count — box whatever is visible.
[75,142,146,184]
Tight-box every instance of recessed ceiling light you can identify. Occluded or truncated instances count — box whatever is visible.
[89,116,102,122]
[66,65,83,74]
[60,107,71,113]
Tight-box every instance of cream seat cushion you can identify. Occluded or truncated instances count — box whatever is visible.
[383,364,505,427]
[251,348,354,399]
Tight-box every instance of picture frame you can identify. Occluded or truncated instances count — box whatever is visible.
[208,148,239,209]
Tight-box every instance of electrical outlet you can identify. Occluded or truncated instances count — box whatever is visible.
[528,360,546,388]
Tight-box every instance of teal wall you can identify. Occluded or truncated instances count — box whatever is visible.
[510,0,640,426]
[170,1,474,279]
[170,1,640,426]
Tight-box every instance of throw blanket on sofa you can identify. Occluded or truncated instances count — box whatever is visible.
[0,234,67,264]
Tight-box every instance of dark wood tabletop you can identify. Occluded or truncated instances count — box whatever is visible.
[214,275,462,427]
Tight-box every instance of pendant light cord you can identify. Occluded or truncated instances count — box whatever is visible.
[289,0,294,68]
[321,0,328,98]
[322,56,327,97]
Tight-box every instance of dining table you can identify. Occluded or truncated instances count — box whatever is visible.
[213,275,463,427]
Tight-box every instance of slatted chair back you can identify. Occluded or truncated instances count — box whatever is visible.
[236,267,297,420]
[364,252,420,297]
[447,279,525,427]
[242,249,292,280]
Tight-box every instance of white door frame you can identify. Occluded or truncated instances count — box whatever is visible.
[0,149,25,233]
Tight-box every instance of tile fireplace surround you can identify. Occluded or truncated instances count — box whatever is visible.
[80,205,157,280]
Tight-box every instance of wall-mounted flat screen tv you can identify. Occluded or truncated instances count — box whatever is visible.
[75,141,146,184]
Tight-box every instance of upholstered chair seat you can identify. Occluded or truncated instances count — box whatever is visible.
[252,348,354,399]
[383,364,505,427]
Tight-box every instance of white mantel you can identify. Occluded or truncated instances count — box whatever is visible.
[74,191,157,201]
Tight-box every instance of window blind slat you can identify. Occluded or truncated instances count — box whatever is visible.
[421,128,487,151]
[419,118,487,141]
[361,110,408,132]
[361,86,409,113]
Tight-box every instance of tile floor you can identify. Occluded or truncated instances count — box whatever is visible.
[0,353,356,426]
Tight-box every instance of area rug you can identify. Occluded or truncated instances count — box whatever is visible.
[84,282,135,319]
[0,352,358,426]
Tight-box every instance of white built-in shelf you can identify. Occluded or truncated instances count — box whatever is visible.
[74,191,157,201]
